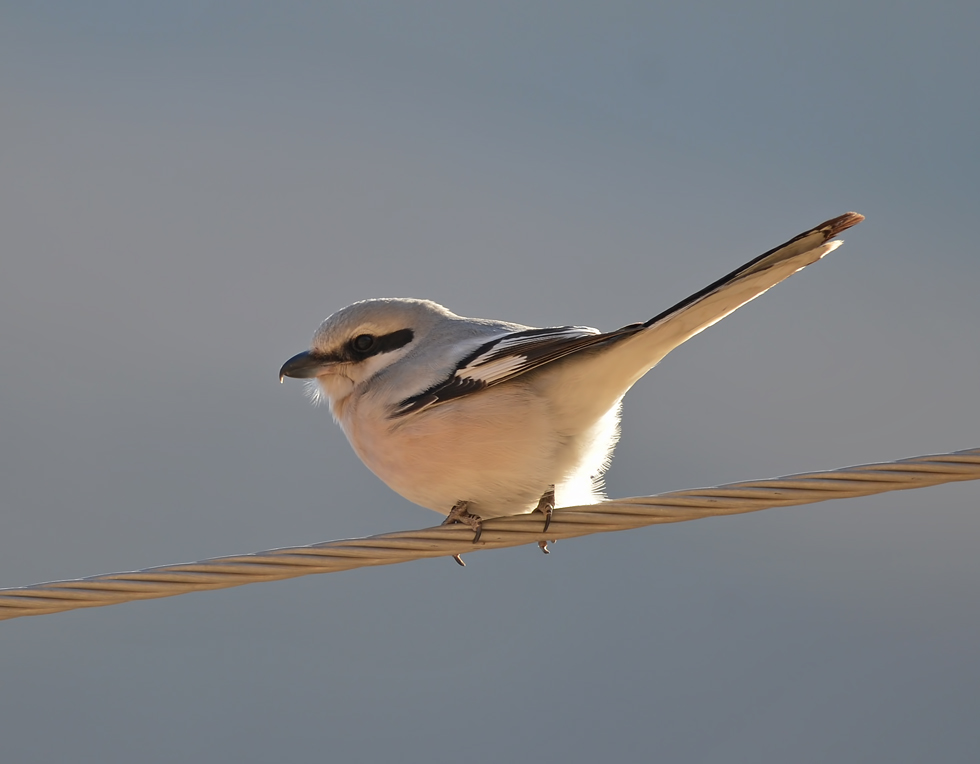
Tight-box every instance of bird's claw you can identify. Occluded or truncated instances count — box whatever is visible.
[531,487,556,554]
[534,486,556,533]
[442,501,483,568]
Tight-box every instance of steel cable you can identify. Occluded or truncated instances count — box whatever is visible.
[2,448,977,621]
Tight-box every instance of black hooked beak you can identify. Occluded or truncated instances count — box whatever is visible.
[279,351,340,382]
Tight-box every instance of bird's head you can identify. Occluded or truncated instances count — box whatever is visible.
[279,298,456,413]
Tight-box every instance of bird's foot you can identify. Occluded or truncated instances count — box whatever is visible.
[442,500,483,565]
[533,486,556,554]
[534,486,556,532]
[537,539,557,554]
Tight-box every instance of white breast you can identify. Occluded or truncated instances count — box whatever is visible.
[338,379,619,519]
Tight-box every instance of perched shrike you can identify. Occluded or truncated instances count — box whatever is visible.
[281,212,863,562]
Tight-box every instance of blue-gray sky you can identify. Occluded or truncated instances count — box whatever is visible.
[2,3,978,762]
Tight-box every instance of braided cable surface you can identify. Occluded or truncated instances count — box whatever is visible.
[2,448,977,621]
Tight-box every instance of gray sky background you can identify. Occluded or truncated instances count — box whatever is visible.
[2,3,978,762]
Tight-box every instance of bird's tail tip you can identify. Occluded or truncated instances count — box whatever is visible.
[821,212,865,239]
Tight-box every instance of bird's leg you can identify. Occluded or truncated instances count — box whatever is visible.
[442,500,483,566]
[534,486,556,531]
[443,500,483,542]
[534,486,557,554]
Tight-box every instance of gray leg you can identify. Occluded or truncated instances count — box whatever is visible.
[534,486,556,532]
[534,486,557,554]
[441,500,483,566]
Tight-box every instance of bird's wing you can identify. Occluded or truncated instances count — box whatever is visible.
[393,325,643,416]
[394,212,864,417]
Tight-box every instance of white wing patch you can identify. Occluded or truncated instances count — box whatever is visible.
[455,326,599,383]
[456,354,528,383]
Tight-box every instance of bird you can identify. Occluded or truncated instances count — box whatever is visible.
[280,212,864,564]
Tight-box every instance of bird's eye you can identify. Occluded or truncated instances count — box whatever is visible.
[352,334,376,352]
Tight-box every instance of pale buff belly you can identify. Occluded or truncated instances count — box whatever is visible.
[341,385,570,518]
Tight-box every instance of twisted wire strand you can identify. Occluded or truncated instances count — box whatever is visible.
[2,448,978,621]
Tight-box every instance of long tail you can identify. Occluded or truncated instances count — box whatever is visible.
[644,211,862,349]
[554,212,866,429]
[625,211,864,376]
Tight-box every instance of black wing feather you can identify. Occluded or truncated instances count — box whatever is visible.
[393,324,643,416]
